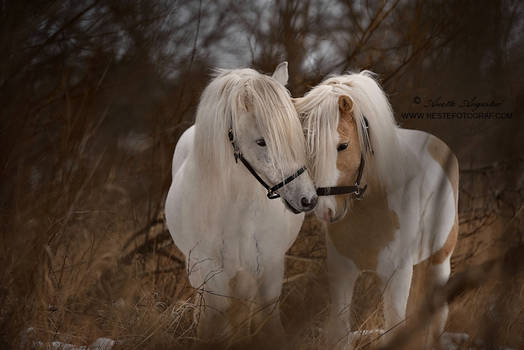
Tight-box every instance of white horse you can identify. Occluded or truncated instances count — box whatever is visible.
[294,71,459,347]
[165,63,318,343]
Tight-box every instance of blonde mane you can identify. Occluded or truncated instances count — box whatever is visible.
[295,71,403,191]
[192,68,306,188]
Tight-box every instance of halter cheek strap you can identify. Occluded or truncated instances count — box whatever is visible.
[228,126,307,199]
[316,116,371,200]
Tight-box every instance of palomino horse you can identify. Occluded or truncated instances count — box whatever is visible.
[165,63,318,343]
[295,71,459,347]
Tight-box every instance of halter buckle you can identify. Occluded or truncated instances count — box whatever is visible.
[267,190,280,199]
[353,184,367,200]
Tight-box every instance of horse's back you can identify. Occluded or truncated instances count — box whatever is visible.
[422,132,459,265]
[398,128,458,194]
[398,128,459,263]
[425,133,459,202]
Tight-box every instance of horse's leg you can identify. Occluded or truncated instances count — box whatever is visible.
[377,264,413,342]
[326,239,360,348]
[188,263,231,342]
[425,255,451,344]
[257,258,286,340]
[197,291,229,340]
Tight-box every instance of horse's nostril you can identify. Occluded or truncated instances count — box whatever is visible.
[301,197,310,208]
[301,195,318,210]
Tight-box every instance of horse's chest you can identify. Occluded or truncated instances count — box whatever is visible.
[327,192,400,271]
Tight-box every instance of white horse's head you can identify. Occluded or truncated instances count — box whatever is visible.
[193,62,317,213]
[295,71,401,222]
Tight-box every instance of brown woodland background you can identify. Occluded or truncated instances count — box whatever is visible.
[1,0,523,349]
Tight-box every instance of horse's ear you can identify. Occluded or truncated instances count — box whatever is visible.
[272,61,289,86]
[338,95,353,117]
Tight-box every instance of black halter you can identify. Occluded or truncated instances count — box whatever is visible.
[316,153,367,199]
[315,116,372,200]
[228,127,307,199]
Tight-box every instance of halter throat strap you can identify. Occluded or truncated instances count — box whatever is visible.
[228,127,306,199]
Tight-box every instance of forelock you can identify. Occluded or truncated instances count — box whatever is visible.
[295,85,340,184]
[243,75,306,171]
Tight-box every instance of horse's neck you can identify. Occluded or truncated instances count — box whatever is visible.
[361,159,386,199]
[187,156,263,206]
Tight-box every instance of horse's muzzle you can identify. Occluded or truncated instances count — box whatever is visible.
[284,199,301,214]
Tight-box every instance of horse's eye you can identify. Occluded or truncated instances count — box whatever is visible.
[337,143,349,152]
[256,138,266,147]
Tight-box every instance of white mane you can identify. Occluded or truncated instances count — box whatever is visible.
[295,71,403,191]
[192,68,306,189]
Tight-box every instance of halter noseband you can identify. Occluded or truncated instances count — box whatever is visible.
[316,116,372,200]
[228,125,307,199]
[316,153,367,199]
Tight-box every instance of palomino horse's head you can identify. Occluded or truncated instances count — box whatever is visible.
[294,71,399,222]
[194,63,318,213]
